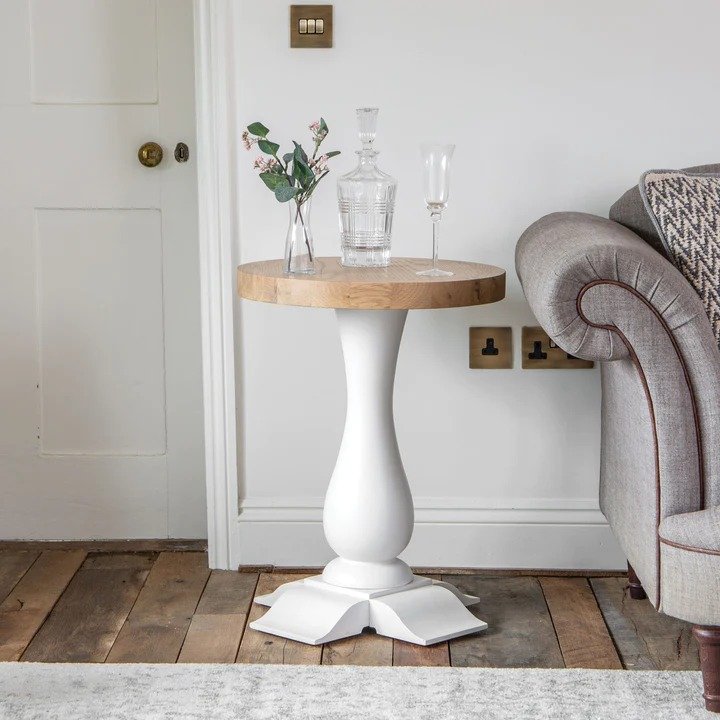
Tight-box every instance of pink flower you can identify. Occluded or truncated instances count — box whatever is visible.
[310,154,329,174]
[242,130,258,150]
[309,120,327,143]
[253,156,278,172]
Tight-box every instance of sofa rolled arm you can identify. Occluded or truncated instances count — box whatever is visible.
[516,212,720,598]
[515,212,717,364]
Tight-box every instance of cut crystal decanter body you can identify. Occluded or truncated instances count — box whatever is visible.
[337,108,397,267]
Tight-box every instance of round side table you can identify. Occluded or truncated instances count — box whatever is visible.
[238,257,506,645]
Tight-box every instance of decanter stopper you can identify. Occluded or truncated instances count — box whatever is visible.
[356,107,378,151]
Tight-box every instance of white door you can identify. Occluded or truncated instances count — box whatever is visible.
[0,0,205,539]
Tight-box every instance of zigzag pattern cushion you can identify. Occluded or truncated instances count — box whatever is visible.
[641,170,720,346]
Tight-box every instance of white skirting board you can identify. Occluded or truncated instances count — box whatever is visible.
[234,497,626,570]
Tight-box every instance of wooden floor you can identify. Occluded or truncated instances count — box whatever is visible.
[0,549,699,669]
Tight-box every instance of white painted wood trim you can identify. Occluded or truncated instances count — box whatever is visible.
[194,0,240,569]
[239,496,607,525]
[237,496,625,570]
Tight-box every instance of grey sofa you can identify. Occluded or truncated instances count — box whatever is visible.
[516,168,720,713]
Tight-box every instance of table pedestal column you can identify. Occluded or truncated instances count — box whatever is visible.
[250,309,487,646]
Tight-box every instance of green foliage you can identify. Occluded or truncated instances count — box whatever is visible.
[274,185,299,202]
[259,172,289,191]
[292,145,313,190]
[258,139,280,156]
[292,141,309,165]
[245,119,340,205]
[246,122,269,138]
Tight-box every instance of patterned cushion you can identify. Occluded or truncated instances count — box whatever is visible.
[610,163,720,258]
[641,170,720,345]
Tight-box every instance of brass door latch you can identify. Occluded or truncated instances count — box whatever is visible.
[138,141,163,168]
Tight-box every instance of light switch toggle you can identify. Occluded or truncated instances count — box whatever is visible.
[298,17,324,33]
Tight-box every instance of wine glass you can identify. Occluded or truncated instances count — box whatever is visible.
[417,143,455,277]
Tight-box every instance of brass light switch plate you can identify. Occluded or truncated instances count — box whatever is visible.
[521,326,594,369]
[469,327,513,369]
[291,5,333,48]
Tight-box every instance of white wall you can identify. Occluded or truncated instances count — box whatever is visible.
[232,0,720,568]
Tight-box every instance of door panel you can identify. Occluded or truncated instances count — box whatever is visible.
[30,106,161,207]
[0,0,205,538]
[0,207,36,454]
[0,2,29,105]
[30,0,159,104]
[0,454,168,538]
[37,208,166,456]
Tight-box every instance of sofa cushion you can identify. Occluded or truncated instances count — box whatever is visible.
[609,163,720,258]
[659,507,720,625]
[659,506,720,554]
[639,169,720,347]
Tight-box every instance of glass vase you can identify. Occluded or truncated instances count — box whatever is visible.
[284,199,315,275]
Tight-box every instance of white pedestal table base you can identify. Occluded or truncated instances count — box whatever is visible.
[250,575,487,646]
[248,307,490,646]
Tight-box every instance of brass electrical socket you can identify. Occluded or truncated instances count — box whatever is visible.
[469,327,513,369]
[521,326,594,369]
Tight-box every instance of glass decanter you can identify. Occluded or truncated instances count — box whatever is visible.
[337,108,397,267]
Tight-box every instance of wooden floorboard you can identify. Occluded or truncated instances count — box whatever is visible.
[323,631,393,666]
[0,551,40,605]
[236,574,322,665]
[178,570,258,663]
[0,549,703,671]
[590,576,699,670]
[106,551,210,663]
[0,550,86,661]
[446,575,564,668]
[539,577,622,669]
[393,640,450,667]
[21,553,155,663]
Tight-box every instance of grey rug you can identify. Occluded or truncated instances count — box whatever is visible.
[0,663,707,720]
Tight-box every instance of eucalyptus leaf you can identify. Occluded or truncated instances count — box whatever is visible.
[247,122,269,138]
[324,150,341,158]
[258,139,280,156]
[293,158,313,190]
[292,141,309,165]
[259,172,289,191]
[275,185,298,202]
[319,117,329,134]
[283,152,294,164]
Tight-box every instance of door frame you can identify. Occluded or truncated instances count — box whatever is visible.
[194,0,240,569]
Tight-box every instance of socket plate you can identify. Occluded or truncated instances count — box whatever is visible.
[521,326,594,369]
[469,327,513,369]
[290,5,333,48]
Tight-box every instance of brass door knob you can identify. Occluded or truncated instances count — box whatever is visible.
[138,141,163,168]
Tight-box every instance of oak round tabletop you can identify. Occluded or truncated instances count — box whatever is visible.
[237,257,506,310]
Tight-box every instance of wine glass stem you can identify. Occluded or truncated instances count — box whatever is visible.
[431,213,441,271]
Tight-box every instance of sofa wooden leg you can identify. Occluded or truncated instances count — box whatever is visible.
[694,626,720,713]
[627,562,647,600]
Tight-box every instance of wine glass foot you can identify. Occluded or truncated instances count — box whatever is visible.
[416,267,454,277]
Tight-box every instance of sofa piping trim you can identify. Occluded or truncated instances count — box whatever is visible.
[660,537,720,557]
